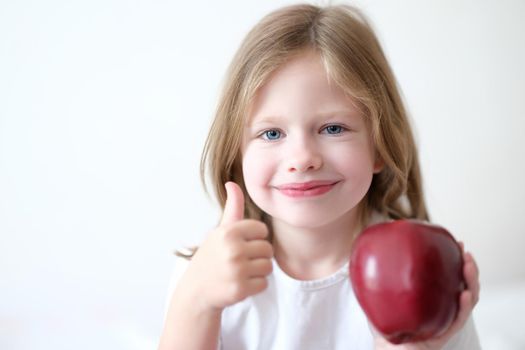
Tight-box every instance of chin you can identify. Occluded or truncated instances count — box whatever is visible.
[270,208,352,229]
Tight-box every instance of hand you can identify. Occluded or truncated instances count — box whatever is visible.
[374,242,480,350]
[179,181,274,312]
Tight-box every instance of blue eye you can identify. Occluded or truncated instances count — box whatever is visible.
[261,129,282,141]
[323,125,345,134]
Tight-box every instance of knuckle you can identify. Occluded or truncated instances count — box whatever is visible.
[264,260,273,274]
[232,263,246,279]
[225,243,244,262]
[258,222,270,235]
[222,225,239,240]
[247,219,269,234]
[257,259,272,274]
[230,283,246,301]
[263,242,274,257]
[257,278,269,292]
[255,242,273,259]
[228,260,246,283]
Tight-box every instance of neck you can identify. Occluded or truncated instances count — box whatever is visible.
[271,207,363,280]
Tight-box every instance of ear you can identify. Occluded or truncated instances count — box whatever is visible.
[373,152,385,174]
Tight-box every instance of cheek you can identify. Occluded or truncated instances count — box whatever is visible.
[242,147,275,188]
[242,147,277,212]
[330,143,376,179]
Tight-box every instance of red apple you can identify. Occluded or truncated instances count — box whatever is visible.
[349,219,464,344]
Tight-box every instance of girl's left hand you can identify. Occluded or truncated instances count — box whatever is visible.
[374,242,480,350]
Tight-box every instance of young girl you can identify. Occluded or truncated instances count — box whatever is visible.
[158,3,481,350]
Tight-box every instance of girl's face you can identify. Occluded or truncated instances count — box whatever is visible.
[241,51,383,229]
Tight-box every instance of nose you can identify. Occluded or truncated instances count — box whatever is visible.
[285,138,323,173]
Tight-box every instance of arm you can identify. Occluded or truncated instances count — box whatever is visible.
[158,283,222,350]
[158,182,273,350]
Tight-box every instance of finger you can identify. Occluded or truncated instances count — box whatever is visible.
[245,277,269,296]
[244,240,273,259]
[221,181,245,226]
[454,290,474,331]
[463,252,480,306]
[464,252,479,279]
[247,258,273,277]
[232,220,269,241]
[437,290,473,341]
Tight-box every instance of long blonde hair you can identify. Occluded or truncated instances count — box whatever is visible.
[179,3,429,257]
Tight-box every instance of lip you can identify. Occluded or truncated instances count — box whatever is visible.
[275,180,340,198]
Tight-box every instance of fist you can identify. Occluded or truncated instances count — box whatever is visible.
[182,181,274,311]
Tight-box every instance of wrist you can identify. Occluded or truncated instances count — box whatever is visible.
[160,280,222,350]
[174,278,224,318]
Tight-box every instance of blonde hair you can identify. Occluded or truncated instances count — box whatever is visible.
[178,3,429,258]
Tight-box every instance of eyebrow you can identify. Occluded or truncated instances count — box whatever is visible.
[318,110,361,120]
[248,110,360,127]
[248,115,282,126]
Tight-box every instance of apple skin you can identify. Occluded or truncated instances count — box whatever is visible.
[349,219,464,344]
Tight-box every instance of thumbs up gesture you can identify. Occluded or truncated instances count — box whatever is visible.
[179,182,274,312]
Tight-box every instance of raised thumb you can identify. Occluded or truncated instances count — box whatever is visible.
[220,181,245,225]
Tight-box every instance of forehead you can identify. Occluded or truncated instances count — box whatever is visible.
[247,51,360,125]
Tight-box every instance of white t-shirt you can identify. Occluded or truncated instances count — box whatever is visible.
[165,255,480,350]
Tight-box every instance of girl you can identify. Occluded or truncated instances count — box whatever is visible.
[158,3,481,350]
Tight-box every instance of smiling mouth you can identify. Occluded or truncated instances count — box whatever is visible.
[275,181,340,198]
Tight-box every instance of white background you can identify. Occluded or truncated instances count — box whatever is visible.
[1,0,524,349]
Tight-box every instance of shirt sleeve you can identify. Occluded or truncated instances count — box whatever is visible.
[442,315,482,350]
[162,254,191,322]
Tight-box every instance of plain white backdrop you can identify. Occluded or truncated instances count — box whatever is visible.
[1,0,524,349]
